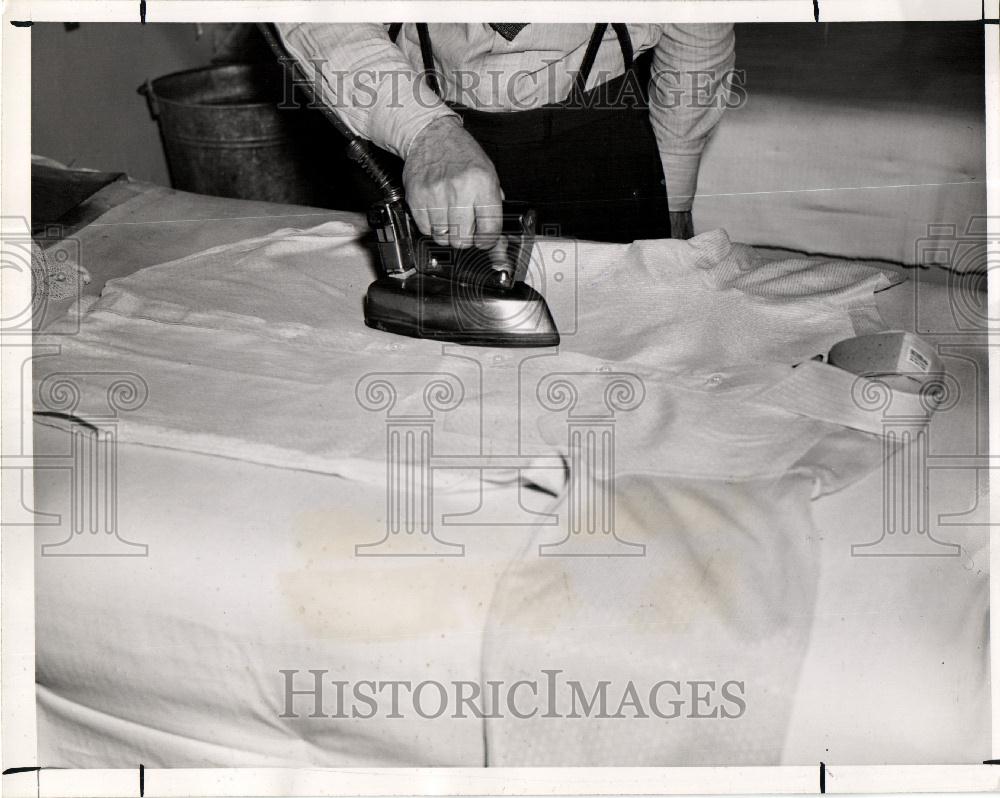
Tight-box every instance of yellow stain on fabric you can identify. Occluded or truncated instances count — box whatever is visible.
[278,509,511,643]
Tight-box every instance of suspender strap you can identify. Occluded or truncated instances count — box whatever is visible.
[387,22,403,43]
[570,23,608,98]
[406,23,636,102]
[416,23,442,96]
[611,23,634,70]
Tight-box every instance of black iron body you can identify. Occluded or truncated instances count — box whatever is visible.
[365,274,560,347]
[363,199,560,347]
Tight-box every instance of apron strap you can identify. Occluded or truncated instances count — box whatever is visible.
[387,22,403,44]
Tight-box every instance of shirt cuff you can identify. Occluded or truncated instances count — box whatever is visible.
[366,73,462,159]
[661,148,703,212]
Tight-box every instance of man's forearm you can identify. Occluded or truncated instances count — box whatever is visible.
[275,23,460,158]
[649,24,736,212]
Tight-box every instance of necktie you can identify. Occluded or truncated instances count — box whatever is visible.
[489,23,528,41]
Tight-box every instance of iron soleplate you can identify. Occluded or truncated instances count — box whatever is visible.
[364,272,560,348]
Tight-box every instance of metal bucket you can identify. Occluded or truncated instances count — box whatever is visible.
[139,62,349,207]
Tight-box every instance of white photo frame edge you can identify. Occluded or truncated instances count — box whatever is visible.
[1,2,997,796]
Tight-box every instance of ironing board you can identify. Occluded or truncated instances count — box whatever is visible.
[30,181,988,767]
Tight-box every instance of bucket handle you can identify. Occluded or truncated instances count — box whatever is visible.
[137,79,160,120]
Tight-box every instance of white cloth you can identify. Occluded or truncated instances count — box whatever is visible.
[35,223,902,476]
[35,222,960,767]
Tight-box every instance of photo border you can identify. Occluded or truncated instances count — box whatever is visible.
[2,2,998,796]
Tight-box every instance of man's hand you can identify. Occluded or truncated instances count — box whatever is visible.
[403,116,504,250]
[669,211,694,240]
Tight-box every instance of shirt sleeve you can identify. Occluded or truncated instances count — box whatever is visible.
[649,24,736,211]
[275,23,461,159]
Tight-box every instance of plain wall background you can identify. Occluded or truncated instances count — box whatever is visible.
[31,23,221,184]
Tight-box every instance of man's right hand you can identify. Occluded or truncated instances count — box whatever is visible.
[403,116,504,250]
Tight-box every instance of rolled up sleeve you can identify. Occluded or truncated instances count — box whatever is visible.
[276,23,460,158]
[649,24,736,211]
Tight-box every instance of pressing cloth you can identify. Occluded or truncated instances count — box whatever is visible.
[35,221,956,766]
[34,223,901,473]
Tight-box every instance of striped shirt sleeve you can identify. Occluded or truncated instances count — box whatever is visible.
[275,23,460,158]
[650,24,736,211]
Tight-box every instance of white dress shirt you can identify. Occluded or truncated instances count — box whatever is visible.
[277,23,736,211]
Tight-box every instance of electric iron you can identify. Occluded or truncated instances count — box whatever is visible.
[258,23,559,347]
[363,187,560,347]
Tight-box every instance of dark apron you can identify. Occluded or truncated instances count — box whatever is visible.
[395,23,671,243]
